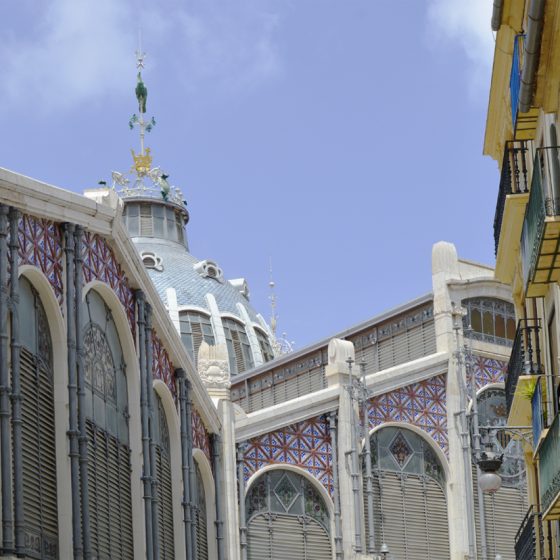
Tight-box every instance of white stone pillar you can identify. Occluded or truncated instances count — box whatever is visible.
[205,294,227,345]
[432,241,474,560]
[236,303,264,366]
[197,342,240,560]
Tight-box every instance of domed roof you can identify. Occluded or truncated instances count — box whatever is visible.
[133,236,261,324]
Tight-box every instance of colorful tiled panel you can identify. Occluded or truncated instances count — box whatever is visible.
[243,415,333,496]
[472,355,507,390]
[192,409,211,464]
[368,373,448,455]
[152,332,176,400]
[18,214,64,306]
[82,232,136,335]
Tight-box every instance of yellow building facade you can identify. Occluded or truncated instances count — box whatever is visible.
[486,1,560,558]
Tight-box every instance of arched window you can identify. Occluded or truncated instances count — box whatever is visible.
[179,312,215,365]
[245,470,331,560]
[222,318,254,375]
[473,387,526,559]
[255,328,274,363]
[153,392,174,559]
[194,461,208,560]
[83,290,133,559]
[19,277,59,558]
[364,427,449,560]
[462,298,516,346]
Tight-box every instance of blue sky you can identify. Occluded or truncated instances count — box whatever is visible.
[0,0,498,349]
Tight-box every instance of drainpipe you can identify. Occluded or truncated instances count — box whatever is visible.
[74,226,92,559]
[63,223,82,558]
[347,359,363,553]
[519,0,545,112]
[145,304,160,559]
[359,360,375,554]
[186,382,197,560]
[329,413,344,560]
[137,290,154,560]
[212,434,225,560]
[0,205,13,553]
[176,369,193,560]
[491,0,504,32]
[9,209,24,554]
[467,341,488,560]
[237,445,248,560]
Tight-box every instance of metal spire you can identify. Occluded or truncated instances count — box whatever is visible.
[268,260,294,355]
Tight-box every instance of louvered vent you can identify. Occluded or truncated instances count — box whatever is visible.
[87,421,134,559]
[195,463,209,560]
[156,449,175,559]
[247,513,331,560]
[473,467,527,560]
[21,347,59,559]
[367,472,450,560]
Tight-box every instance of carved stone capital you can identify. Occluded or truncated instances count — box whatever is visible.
[198,341,231,390]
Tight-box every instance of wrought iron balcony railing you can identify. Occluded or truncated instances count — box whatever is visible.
[515,506,542,560]
[520,147,560,292]
[505,319,543,417]
[494,140,530,255]
[539,411,560,518]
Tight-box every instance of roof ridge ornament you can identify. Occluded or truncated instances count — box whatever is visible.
[111,51,187,208]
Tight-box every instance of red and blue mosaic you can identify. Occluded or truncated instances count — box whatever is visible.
[243,415,333,496]
[81,232,136,335]
[18,214,64,306]
[152,332,176,400]
[192,409,211,464]
[368,373,448,455]
[472,355,507,390]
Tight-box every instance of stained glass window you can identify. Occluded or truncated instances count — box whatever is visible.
[462,298,516,347]
[369,427,445,488]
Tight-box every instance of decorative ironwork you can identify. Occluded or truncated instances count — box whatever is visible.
[243,415,333,496]
[192,409,211,464]
[83,323,117,402]
[462,298,516,347]
[274,473,299,512]
[151,332,176,400]
[515,506,541,560]
[17,214,64,306]
[368,374,448,456]
[504,319,542,416]
[494,140,530,255]
[388,432,413,468]
[81,232,136,336]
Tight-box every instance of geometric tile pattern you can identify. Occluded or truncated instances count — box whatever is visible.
[192,408,211,464]
[151,332,176,401]
[81,231,136,336]
[243,415,333,496]
[17,214,64,306]
[472,355,507,390]
[368,373,448,456]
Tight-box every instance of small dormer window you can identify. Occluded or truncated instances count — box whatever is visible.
[194,260,224,283]
[141,251,164,272]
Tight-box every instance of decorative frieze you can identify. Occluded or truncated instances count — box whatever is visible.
[242,415,333,496]
[368,373,448,455]
[192,408,212,464]
[151,332,176,399]
[472,355,506,390]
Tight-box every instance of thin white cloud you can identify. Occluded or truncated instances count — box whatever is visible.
[426,0,494,94]
[0,0,283,114]
[0,0,135,113]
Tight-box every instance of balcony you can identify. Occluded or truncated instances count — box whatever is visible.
[539,411,560,519]
[521,147,560,296]
[494,141,531,282]
[515,506,542,560]
[505,319,543,425]
[510,34,538,140]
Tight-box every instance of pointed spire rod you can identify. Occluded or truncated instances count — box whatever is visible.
[269,258,278,338]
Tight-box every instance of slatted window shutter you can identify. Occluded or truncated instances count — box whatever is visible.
[87,421,134,559]
[195,463,209,560]
[21,347,59,559]
[157,449,175,559]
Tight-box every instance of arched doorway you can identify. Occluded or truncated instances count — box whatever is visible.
[245,469,332,560]
[364,426,450,560]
